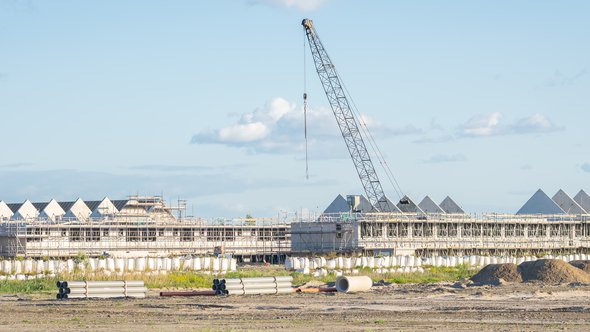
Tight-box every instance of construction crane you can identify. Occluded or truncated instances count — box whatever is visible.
[302,18,393,212]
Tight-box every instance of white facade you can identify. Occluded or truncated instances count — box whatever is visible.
[90,197,118,218]
[38,199,66,221]
[0,201,13,221]
[63,198,92,221]
[11,200,39,221]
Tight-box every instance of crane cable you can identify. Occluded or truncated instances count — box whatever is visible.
[336,66,405,202]
[303,29,309,180]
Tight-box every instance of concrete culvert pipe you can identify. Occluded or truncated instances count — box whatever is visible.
[335,276,372,293]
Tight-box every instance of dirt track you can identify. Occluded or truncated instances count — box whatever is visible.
[1,283,590,331]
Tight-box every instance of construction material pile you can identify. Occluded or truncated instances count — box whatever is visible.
[56,280,147,299]
[471,259,590,285]
[213,276,293,295]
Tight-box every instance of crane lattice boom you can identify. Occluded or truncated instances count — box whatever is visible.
[302,18,390,212]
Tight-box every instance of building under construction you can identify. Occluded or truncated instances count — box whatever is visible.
[1,189,590,259]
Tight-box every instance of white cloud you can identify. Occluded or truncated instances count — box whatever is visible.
[218,122,270,143]
[456,112,562,138]
[460,112,503,137]
[191,97,423,155]
[251,0,330,11]
[509,113,561,134]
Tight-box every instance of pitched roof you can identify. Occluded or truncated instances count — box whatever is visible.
[84,200,102,212]
[356,195,375,213]
[6,203,22,212]
[439,196,465,214]
[516,189,565,215]
[552,189,587,214]
[322,194,350,214]
[418,196,445,213]
[32,202,50,211]
[396,195,424,213]
[112,200,129,211]
[377,195,402,213]
[58,201,76,212]
[573,190,590,213]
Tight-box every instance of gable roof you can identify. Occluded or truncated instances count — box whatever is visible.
[32,201,50,211]
[58,201,76,212]
[323,195,350,214]
[573,190,590,213]
[0,201,14,219]
[84,200,102,212]
[516,189,565,215]
[396,195,424,214]
[6,203,22,213]
[377,195,402,213]
[439,196,465,214]
[418,196,445,213]
[356,195,375,213]
[552,189,587,214]
[112,200,129,211]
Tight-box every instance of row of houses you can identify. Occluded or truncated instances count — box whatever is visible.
[516,189,590,215]
[0,196,175,222]
[322,194,465,215]
[322,189,590,216]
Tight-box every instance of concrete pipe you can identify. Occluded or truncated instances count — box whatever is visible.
[62,280,144,288]
[240,277,277,283]
[64,293,146,299]
[242,288,279,295]
[200,257,210,270]
[335,276,372,293]
[274,276,293,282]
[66,287,148,295]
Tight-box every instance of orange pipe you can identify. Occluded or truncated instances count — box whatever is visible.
[296,287,337,293]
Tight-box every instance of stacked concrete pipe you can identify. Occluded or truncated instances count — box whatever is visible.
[213,276,293,295]
[56,280,147,299]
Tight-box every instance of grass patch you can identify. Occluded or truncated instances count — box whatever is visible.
[0,265,478,294]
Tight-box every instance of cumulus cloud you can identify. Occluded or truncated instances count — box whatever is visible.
[509,113,562,134]
[249,0,330,11]
[581,163,590,173]
[191,97,422,155]
[459,112,503,137]
[423,154,466,164]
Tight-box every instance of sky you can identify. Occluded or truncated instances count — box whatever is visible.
[0,0,588,217]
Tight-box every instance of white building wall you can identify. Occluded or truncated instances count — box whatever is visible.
[90,197,118,218]
[0,201,13,221]
[63,198,92,221]
[39,199,66,221]
[11,200,39,221]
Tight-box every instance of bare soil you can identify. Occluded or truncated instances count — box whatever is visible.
[1,282,590,331]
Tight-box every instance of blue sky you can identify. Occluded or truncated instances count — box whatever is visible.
[0,0,588,217]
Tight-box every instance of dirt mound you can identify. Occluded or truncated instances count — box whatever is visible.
[569,260,590,273]
[470,263,522,284]
[518,259,590,283]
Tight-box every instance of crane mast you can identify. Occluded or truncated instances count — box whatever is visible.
[302,18,390,212]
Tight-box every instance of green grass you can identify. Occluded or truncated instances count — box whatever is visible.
[0,265,478,294]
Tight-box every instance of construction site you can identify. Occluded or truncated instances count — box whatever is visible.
[1,4,589,330]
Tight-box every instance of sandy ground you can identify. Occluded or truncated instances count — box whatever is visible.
[1,282,590,331]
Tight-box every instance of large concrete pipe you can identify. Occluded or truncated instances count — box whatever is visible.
[335,276,372,293]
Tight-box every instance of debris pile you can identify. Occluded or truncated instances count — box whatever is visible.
[470,259,590,285]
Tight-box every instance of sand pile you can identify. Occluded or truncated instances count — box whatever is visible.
[518,259,590,283]
[569,260,590,273]
[470,263,522,284]
[470,259,590,285]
